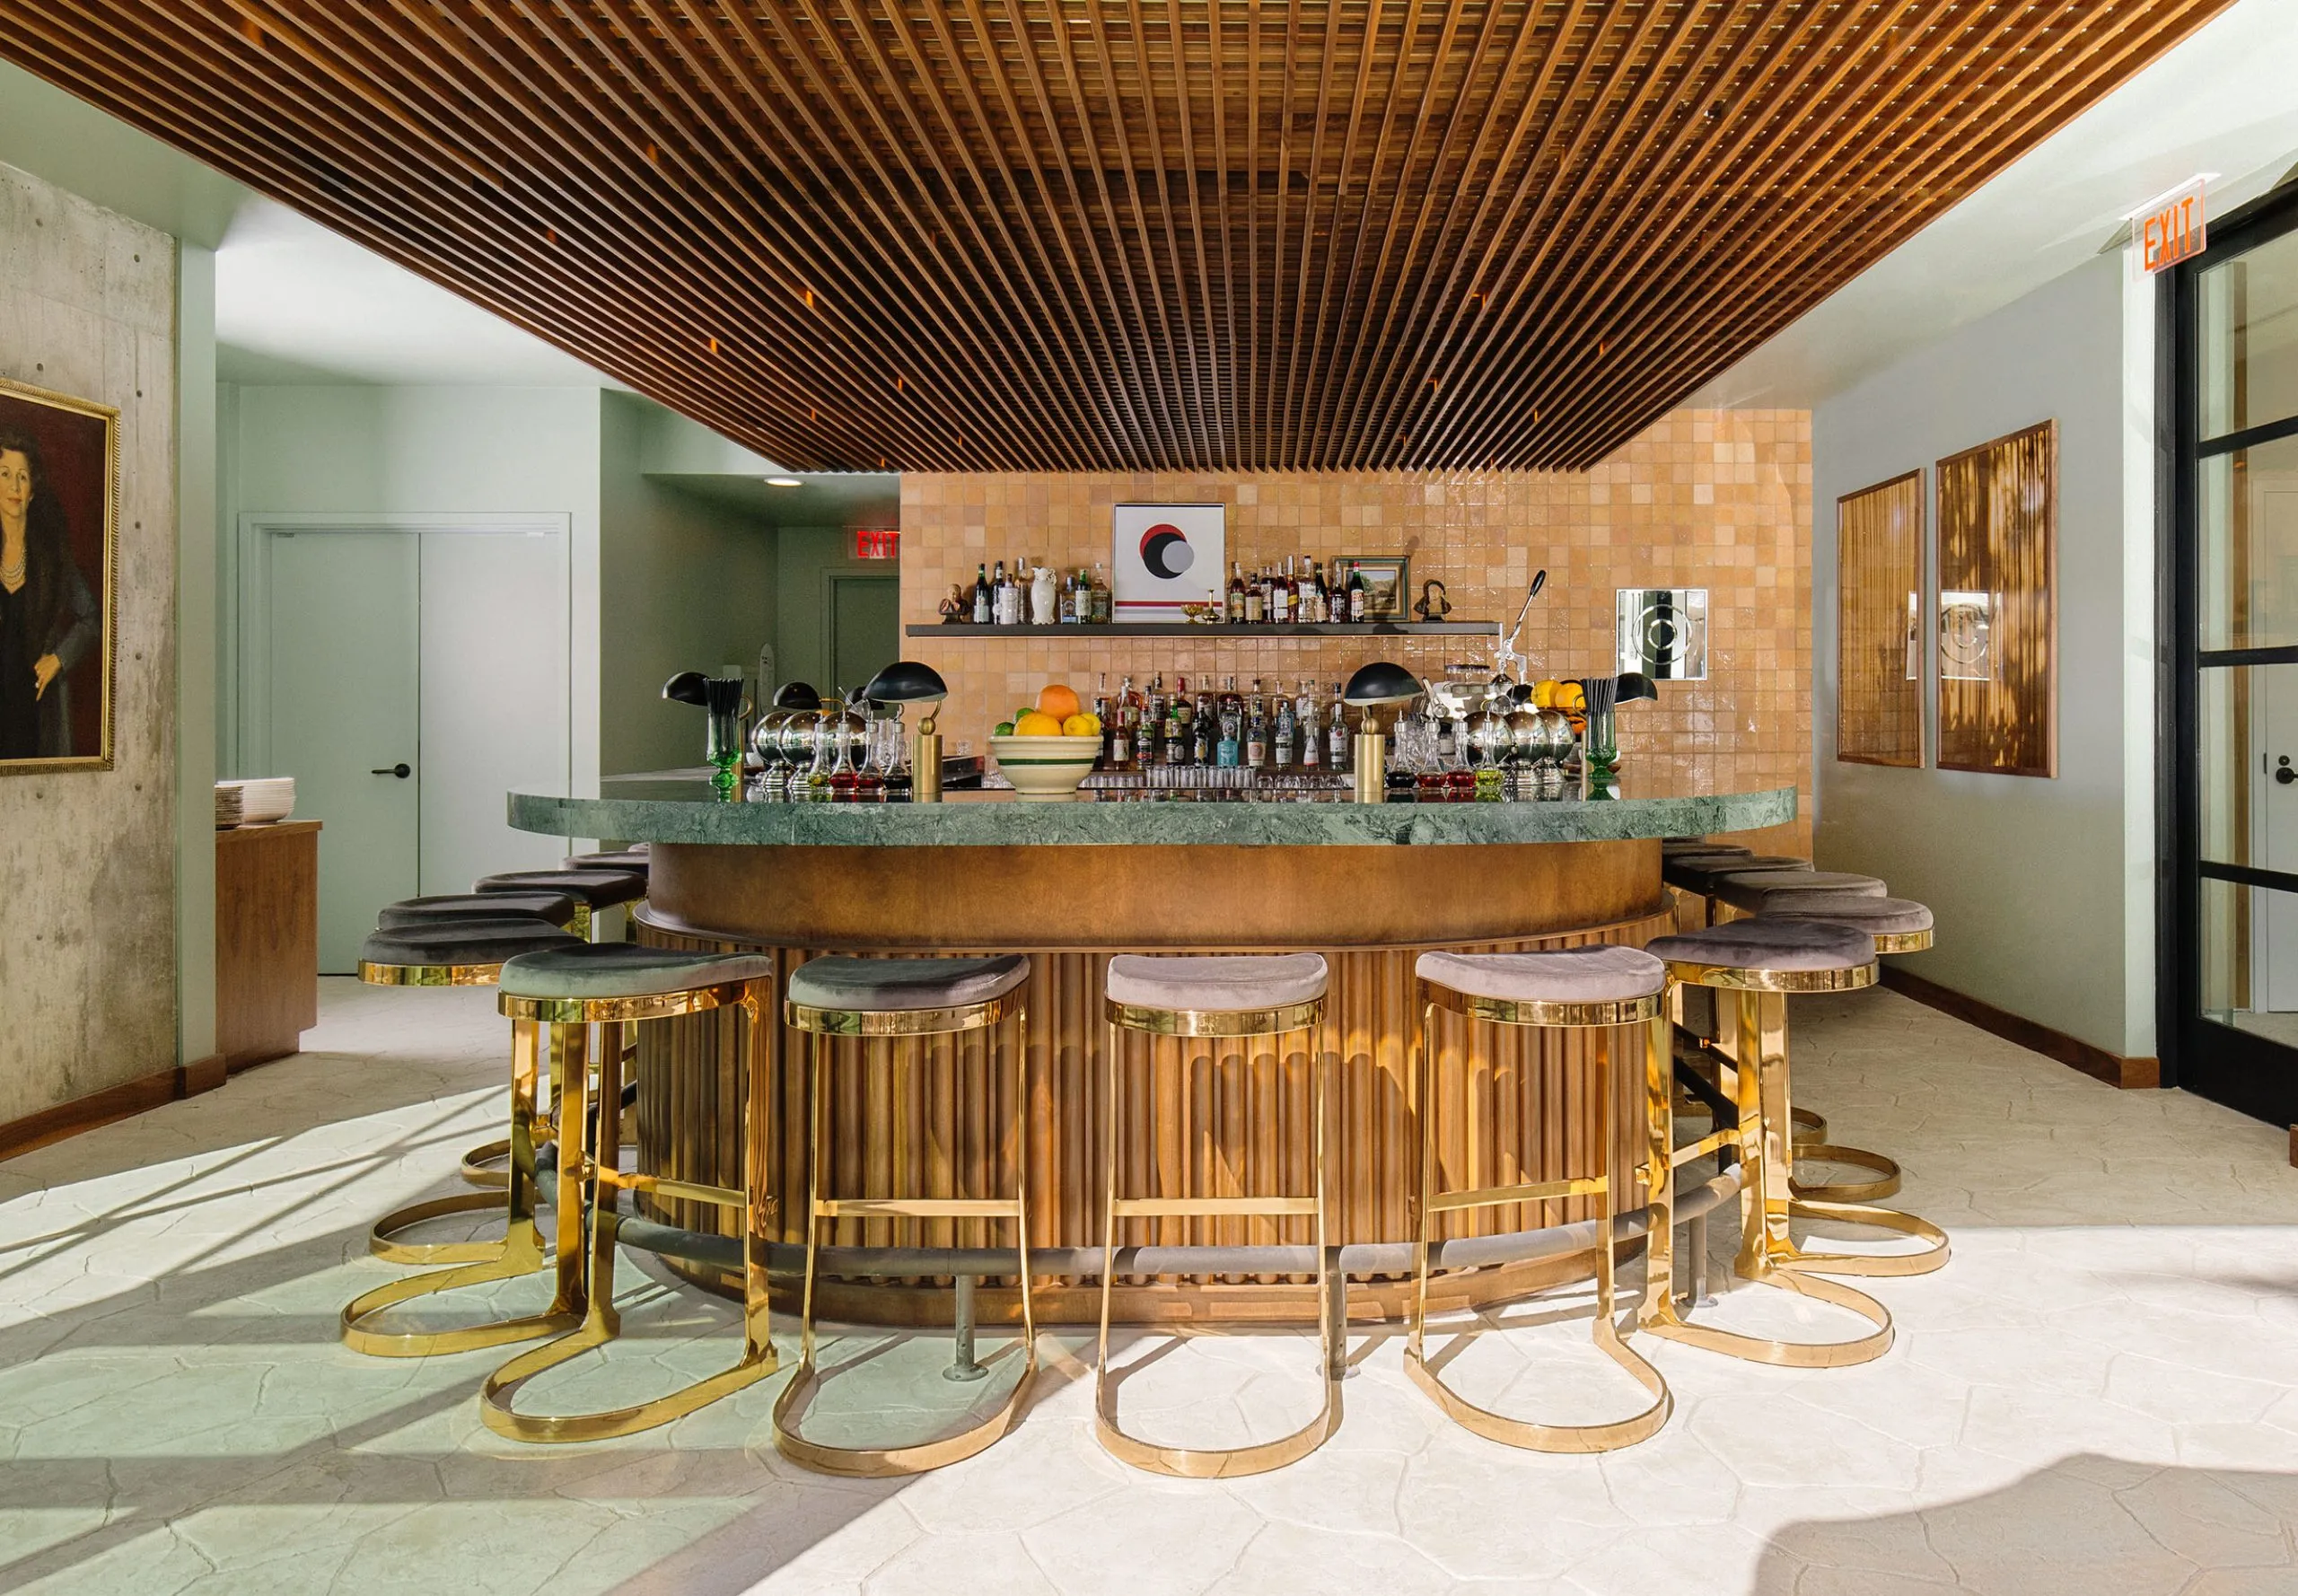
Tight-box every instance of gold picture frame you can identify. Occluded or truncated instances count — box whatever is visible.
[0,373,119,774]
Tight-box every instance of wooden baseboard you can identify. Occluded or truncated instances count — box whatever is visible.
[0,1053,232,1162]
[1879,966,2161,1090]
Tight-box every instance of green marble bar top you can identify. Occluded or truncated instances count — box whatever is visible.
[512,771,1794,847]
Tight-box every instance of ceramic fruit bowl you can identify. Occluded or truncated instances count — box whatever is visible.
[988,734,1102,801]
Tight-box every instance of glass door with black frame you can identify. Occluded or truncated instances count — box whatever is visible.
[2175,198,2298,1127]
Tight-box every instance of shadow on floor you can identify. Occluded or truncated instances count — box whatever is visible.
[1752,1452,2298,1592]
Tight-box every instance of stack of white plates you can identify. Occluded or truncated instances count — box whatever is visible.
[216,777,295,828]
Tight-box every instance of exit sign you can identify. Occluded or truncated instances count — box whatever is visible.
[854,528,900,560]
[2137,178,2207,274]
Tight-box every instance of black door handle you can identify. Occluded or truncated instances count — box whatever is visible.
[2278,757,2294,786]
[371,763,411,779]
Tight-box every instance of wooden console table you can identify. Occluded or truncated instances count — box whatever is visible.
[216,820,320,1072]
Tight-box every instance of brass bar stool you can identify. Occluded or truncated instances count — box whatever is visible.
[1763,894,1938,1205]
[1097,952,1338,1479]
[341,917,589,1357]
[773,953,1037,1478]
[1408,947,1673,1452]
[374,890,582,1199]
[1637,919,1946,1370]
[480,943,778,1443]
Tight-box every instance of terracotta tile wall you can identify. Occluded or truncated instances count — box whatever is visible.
[901,408,1811,854]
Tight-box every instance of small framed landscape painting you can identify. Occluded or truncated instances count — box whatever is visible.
[0,375,117,773]
[1350,555,1410,621]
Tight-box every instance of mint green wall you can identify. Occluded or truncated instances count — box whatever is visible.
[599,392,776,776]
[774,526,888,697]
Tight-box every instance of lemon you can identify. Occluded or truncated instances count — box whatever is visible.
[1557,681,1586,711]
[1013,710,1065,736]
[1062,712,1101,737]
[1531,679,1559,709]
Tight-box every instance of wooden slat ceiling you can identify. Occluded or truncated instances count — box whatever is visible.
[4,2,2226,470]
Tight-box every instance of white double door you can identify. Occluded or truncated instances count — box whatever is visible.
[250,520,572,972]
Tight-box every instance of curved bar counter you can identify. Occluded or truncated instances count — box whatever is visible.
[511,777,1792,1328]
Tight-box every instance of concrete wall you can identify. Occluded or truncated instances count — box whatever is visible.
[599,390,776,775]
[1812,251,2153,1057]
[0,163,180,1123]
[222,383,604,794]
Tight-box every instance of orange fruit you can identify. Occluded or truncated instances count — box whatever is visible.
[1062,712,1101,737]
[1036,683,1082,721]
[1013,710,1064,736]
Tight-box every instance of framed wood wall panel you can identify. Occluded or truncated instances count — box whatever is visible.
[1837,470,1924,767]
[1936,420,2058,777]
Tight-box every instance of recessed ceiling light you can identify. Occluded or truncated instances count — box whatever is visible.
[765,477,803,487]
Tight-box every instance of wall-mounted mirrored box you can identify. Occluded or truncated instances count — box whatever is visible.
[1616,588,1708,680]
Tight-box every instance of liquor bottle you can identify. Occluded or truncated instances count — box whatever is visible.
[827,709,862,802]
[1305,559,1327,623]
[1166,676,1191,764]
[855,716,887,802]
[1346,560,1367,622]
[1228,562,1246,623]
[1193,688,1215,765]
[1245,680,1269,769]
[1243,568,1265,624]
[1273,688,1295,768]
[990,559,1009,626]
[1091,563,1113,624]
[1269,557,1292,625]
[1216,678,1242,767]
[972,563,992,624]
[1109,674,1135,767]
[801,713,835,802]
[1137,673,1162,766]
[1295,680,1320,768]
[1326,685,1350,772]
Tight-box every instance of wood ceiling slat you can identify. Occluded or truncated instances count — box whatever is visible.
[0,1,2229,470]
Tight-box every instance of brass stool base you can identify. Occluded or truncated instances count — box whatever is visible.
[460,1138,513,1190]
[1408,995,1673,1453]
[1404,1315,1670,1453]
[776,1345,1035,1478]
[1642,1267,1895,1369]
[1777,1196,1950,1277]
[1097,997,1340,1478]
[1789,1143,1902,1204]
[368,1188,524,1266]
[340,1224,580,1359]
[772,991,1035,1477]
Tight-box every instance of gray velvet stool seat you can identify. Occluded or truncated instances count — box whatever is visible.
[378,891,579,930]
[1098,952,1340,1478]
[343,916,589,1355]
[1661,855,1811,896]
[774,953,1037,1478]
[479,942,778,1445]
[472,868,645,939]
[1407,945,1672,1452]
[1635,918,1947,1372]
[1712,870,1887,916]
[1662,837,1749,858]
[564,846,650,878]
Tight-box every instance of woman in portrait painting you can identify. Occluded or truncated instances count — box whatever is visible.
[0,427,99,760]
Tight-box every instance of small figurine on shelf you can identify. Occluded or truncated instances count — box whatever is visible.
[1412,577,1452,623]
[939,583,968,624]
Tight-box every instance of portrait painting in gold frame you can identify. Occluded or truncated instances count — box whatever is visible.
[0,375,118,774]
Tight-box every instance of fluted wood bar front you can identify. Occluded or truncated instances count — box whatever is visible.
[509,783,1794,1327]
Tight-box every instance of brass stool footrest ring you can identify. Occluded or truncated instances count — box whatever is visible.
[340,1230,576,1359]
[460,1139,513,1190]
[1791,1106,1829,1146]
[1776,1197,1951,1278]
[1788,1144,1901,1204]
[1640,1268,1894,1369]
[773,1346,1036,1478]
[368,1189,526,1265]
[1405,1313,1670,1454]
